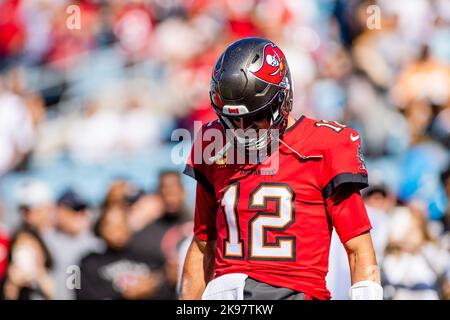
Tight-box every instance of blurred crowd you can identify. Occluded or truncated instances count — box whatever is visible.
[0,0,449,299]
[0,171,191,299]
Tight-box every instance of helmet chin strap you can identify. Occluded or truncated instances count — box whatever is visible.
[275,137,323,160]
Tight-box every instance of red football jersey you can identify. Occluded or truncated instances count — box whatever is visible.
[184,116,372,300]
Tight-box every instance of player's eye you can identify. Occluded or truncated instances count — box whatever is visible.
[250,112,268,122]
[231,118,252,129]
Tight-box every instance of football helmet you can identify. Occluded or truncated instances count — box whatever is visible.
[210,37,293,151]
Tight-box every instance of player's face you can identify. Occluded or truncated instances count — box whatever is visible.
[230,112,271,131]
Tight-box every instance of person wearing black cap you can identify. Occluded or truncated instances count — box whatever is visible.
[43,189,103,300]
[55,190,92,237]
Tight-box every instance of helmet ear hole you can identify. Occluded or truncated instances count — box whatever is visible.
[251,54,260,64]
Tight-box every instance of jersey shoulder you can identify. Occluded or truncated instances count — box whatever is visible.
[191,119,228,167]
[201,119,224,133]
[195,119,225,148]
[299,117,362,152]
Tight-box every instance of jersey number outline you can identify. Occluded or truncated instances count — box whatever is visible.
[221,183,296,261]
[314,120,346,132]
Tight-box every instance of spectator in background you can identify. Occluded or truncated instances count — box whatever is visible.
[77,204,163,300]
[402,99,434,146]
[157,170,189,224]
[126,189,177,299]
[100,179,131,210]
[15,179,55,234]
[0,73,35,175]
[156,171,192,296]
[393,46,450,111]
[43,190,103,300]
[67,100,121,163]
[363,185,394,260]
[125,171,191,299]
[112,1,154,62]
[6,67,47,129]
[128,192,163,233]
[99,179,170,294]
[44,0,100,71]
[118,95,164,153]
[382,204,449,299]
[0,225,54,300]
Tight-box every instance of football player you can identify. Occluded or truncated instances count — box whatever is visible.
[180,37,382,300]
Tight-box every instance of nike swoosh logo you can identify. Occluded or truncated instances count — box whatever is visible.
[350,134,360,142]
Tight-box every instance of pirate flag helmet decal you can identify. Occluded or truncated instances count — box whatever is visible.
[250,43,287,86]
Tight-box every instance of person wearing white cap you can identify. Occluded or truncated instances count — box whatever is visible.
[15,179,55,233]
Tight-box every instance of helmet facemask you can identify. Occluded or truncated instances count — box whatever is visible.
[212,88,291,153]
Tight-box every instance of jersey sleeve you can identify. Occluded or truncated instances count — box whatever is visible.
[182,124,215,192]
[193,182,218,241]
[321,128,369,199]
[326,185,372,244]
[183,122,219,241]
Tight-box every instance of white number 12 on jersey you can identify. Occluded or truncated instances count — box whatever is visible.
[221,183,296,261]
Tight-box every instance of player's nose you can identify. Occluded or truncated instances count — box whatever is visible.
[232,118,254,130]
[231,118,269,130]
